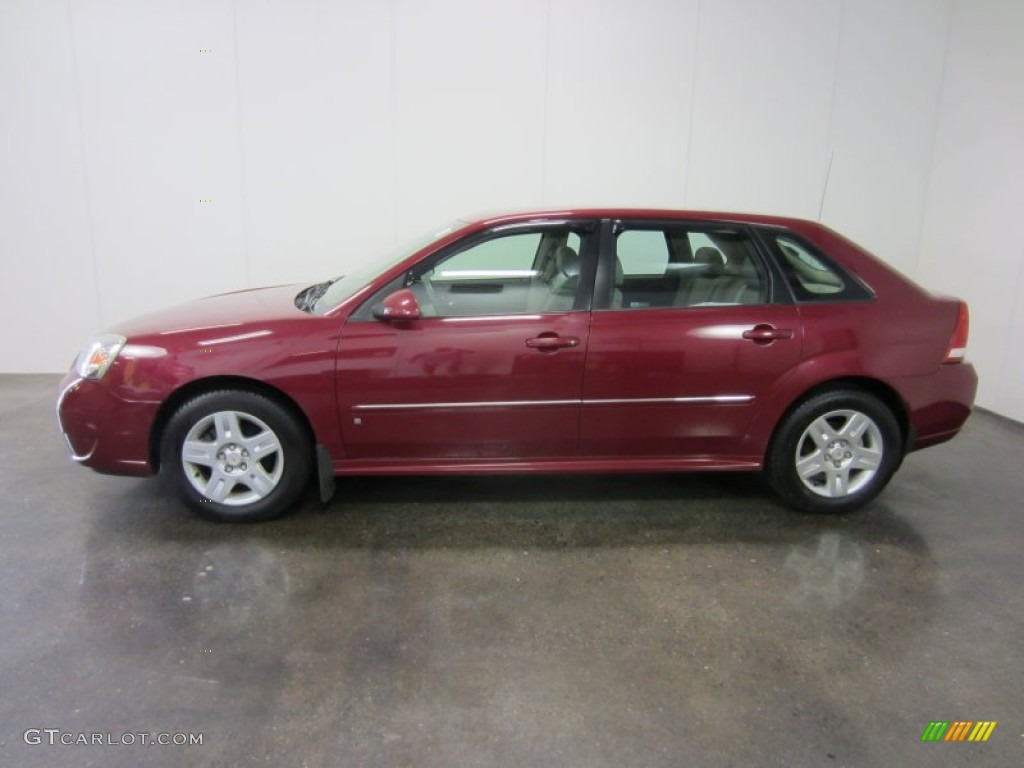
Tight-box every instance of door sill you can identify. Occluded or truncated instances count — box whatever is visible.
[333,455,762,476]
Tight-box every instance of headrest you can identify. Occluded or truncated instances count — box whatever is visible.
[614,257,624,287]
[693,246,724,267]
[555,245,581,278]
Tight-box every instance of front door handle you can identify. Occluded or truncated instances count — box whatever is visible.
[526,335,580,350]
[742,324,794,344]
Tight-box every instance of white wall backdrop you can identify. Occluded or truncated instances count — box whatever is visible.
[916,0,1024,420]
[1,0,1022,420]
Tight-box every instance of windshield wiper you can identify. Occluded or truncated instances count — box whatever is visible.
[295,276,343,312]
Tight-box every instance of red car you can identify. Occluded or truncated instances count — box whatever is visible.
[57,209,977,522]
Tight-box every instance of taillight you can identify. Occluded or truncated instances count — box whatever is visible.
[944,302,969,363]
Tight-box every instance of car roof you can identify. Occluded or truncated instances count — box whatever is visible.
[467,207,811,230]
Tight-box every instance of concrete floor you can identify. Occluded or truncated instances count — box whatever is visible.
[0,374,1021,767]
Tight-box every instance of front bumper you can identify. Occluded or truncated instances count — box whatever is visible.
[56,372,159,476]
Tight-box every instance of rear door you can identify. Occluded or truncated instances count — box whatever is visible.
[579,219,803,459]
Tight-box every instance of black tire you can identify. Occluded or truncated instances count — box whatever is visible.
[160,390,312,522]
[766,388,902,514]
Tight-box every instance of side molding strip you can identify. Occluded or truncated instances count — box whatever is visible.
[353,395,754,412]
[584,395,754,406]
[354,400,579,411]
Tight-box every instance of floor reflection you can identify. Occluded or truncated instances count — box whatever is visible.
[784,532,866,608]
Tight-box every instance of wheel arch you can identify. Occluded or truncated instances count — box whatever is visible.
[767,376,911,459]
[149,376,317,473]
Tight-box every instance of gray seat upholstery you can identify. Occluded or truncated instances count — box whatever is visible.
[676,246,761,306]
[693,246,724,266]
[543,245,582,312]
[676,247,725,306]
[716,256,762,304]
[526,241,562,311]
[612,256,624,308]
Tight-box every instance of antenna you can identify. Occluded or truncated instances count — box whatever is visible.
[818,151,835,222]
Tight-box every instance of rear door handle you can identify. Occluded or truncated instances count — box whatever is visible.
[742,324,794,344]
[526,335,580,350]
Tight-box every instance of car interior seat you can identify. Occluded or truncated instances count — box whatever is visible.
[674,245,762,306]
[612,257,625,308]
[676,246,724,306]
[544,245,581,311]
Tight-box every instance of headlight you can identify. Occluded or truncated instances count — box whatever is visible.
[74,334,127,379]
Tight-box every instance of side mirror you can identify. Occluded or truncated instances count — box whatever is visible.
[372,288,421,322]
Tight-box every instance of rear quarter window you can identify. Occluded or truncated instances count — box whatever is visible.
[769,232,873,302]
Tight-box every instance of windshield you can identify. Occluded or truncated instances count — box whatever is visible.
[308,222,460,315]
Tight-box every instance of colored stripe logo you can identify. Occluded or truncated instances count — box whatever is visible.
[921,721,997,742]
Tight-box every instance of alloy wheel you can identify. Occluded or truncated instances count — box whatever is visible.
[180,410,284,506]
[793,409,884,498]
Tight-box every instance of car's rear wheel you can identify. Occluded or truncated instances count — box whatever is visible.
[161,390,312,522]
[766,389,902,513]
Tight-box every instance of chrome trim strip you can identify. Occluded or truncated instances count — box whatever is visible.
[584,395,754,406]
[353,399,580,412]
[56,376,98,462]
[67,437,96,463]
[55,375,80,435]
[353,395,754,412]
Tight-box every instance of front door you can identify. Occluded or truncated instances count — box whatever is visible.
[336,223,596,461]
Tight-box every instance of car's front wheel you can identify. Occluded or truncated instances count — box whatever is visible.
[766,389,902,513]
[161,390,312,522]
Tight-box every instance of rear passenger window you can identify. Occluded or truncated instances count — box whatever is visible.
[772,234,873,302]
[617,230,669,275]
[611,225,767,309]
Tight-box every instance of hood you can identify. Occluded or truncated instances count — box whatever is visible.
[108,284,311,339]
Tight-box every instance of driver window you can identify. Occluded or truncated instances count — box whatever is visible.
[412,230,585,317]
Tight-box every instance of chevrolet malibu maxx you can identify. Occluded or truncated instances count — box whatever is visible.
[57,209,977,521]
